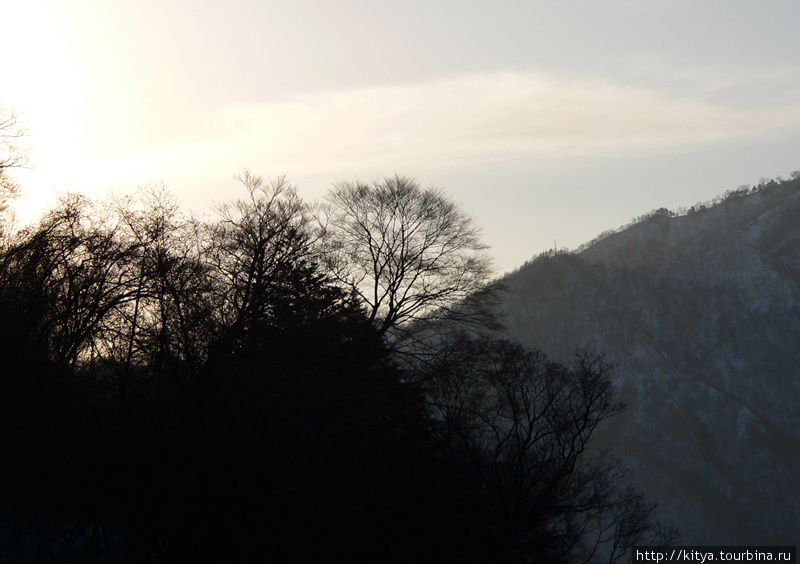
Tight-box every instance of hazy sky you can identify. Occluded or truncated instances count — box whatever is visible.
[4,0,800,273]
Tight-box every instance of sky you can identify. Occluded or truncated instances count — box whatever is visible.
[3,0,800,273]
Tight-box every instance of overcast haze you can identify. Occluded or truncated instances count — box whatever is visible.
[3,0,800,272]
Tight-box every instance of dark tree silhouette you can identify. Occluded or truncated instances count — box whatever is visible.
[0,172,671,563]
[0,103,28,219]
[425,334,675,563]
[319,175,498,353]
[0,177,445,562]
[109,184,214,399]
[205,171,316,351]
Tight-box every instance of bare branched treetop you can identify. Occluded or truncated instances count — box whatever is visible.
[0,103,29,207]
[319,175,494,339]
[210,171,315,333]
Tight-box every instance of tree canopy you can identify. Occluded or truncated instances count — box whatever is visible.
[319,175,497,343]
[0,169,673,563]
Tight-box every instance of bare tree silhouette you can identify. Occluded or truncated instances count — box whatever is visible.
[319,175,498,354]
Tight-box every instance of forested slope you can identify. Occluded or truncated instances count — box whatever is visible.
[501,176,800,544]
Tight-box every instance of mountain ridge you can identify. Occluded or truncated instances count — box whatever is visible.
[499,175,800,544]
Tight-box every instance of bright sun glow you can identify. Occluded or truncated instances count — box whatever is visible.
[3,0,800,271]
[2,1,87,221]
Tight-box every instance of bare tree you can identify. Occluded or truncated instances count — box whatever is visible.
[426,334,676,562]
[107,184,214,397]
[0,103,29,228]
[207,171,316,345]
[0,195,137,372]
[319,175,497,351]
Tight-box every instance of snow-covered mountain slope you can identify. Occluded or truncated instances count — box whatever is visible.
[500,177,800,544]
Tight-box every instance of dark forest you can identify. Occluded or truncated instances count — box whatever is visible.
[0,143,670,562]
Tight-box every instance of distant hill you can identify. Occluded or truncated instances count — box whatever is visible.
[499,175,800,544]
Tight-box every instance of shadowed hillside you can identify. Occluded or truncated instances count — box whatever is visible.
[500,175,800,544]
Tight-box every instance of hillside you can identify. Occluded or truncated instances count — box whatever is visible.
[499,176,800,544]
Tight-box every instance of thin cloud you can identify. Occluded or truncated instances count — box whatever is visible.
[193,70,800,173]
[17,68,800,214]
